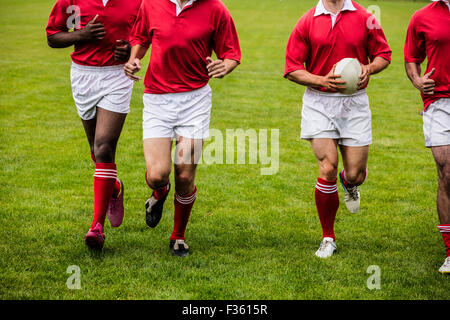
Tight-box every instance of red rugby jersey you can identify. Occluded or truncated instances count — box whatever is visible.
[130,0,241,94]
[404,1,450,110]
[46,0,142,67]
[284,0,392,93]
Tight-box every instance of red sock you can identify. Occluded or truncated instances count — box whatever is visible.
[341,169,368,188]
[154,185,169,200]
[91,163,117,229]
[171,187,197,241]
[438,225,450,257]
[112,179,121,198]
[315,178,339,240]
[145,171,169,200]
[90,150,96,164]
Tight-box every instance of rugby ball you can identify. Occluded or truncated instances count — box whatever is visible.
[334,58,362,95]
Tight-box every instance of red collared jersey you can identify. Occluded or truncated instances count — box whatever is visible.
[284,1,392,92]
[404,1,450,110]
[46,0,142,66]
[130,0,241,94]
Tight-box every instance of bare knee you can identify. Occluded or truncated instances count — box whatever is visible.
[344,167,367,186]
[94,140,115,163]
[146,167,170,189]
[174,166,196,195]
[175,171,195,188]
[319,161,338,181]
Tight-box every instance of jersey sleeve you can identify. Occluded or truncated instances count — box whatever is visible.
[366,16,392,63]
[284,18,309,77]
[129,0,151,48]
[212,6,241,63]
[404,13,426,64]
[46,0,70,36]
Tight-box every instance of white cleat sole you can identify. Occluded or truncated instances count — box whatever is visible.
[345,200,360,214]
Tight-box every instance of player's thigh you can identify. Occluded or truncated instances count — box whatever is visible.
[173,137,203,191]
[143,138,173,178]
[174,136,204,167]
[311,138,339,179]
[339,145,369,175]
[81,118,96,150]
[93,108,127,162]
[95,107,127,143]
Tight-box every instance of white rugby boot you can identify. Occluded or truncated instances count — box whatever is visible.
[315,237,337,258]
[339,171,360,213]
[439,257,450,274]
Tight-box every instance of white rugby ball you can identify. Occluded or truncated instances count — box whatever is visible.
[334,58,362,95]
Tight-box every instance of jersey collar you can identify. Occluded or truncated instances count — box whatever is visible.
[170,0,197,16]
[314,0,357,17]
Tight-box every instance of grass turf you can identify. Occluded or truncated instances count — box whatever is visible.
[0,0,449,299]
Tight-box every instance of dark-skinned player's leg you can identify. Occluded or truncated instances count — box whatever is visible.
[432,146,450,273]
[81,118,96,163]
[85,107,126,250]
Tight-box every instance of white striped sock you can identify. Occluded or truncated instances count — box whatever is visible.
[316,182,337,194]
[175,190,197,205]
[94,168,117,179]
[438,225,450,233]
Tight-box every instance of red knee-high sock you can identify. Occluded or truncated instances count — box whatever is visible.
[145,171,169,200]
[92,152,121,198]
[92,163,117,229]
[171,187,197,241]
[438,225,450,257]
[341,169,368,188]
[315,178,339,240]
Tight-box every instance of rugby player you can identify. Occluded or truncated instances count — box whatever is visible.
[46,0,142,249]
[284,0,391,258]
[124,0,241,257]
[404,0,450,273]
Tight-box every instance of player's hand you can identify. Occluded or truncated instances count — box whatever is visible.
[358,63,372,90]
[414,68,436,95]
[320,64,346,92]
[114,40,131,62]
[80,14,106,41]
[124,58,142,81]
[206,57,228,78]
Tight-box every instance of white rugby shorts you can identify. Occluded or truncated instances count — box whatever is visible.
[301,87,372,147]
[142,84,212,140]
[70,62,133,120]
[423,98,450,148]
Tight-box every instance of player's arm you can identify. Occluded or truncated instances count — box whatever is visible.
[124,44,148,81]
[284,20,346,91]
[208,5,241,79]
[206,58,239,79]
[358,56,390,89]
[286,65,346,92]
[405,62,436,95]
[47,15,105,48]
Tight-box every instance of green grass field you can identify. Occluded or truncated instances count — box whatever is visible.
[1,0,449,300]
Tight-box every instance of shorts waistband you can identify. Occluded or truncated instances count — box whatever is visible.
[306,87,366,97]
[144,84,212,97]
[71,62,125,72]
